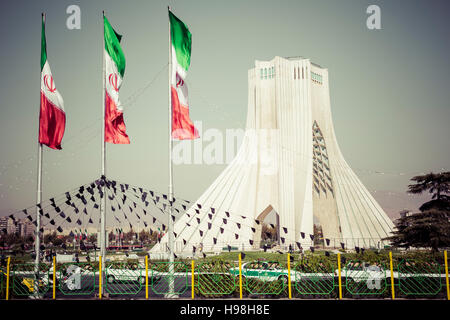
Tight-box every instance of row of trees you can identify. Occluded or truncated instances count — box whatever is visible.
[0,234,34,249]
[386,172,450,251]
[1,172,448,253]
[1,228,165,251]
[107,229,161,243]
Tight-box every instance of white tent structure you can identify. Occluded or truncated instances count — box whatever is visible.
[152,56,394,255]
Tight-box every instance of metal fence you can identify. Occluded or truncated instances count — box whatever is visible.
[294,258,335,296]
[105,261,143,295]
[1,268,6,300]
[57,262,97,296]
[150,261,189,296]
[196,261,237,297]
[1,251,449,300]
[10,263,50,297]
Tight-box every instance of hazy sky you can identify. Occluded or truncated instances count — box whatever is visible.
[0,0,449,219]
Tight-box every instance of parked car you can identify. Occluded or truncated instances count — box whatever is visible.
[229,261,295,283]
[337,262,387,282]
[105,264,160,284]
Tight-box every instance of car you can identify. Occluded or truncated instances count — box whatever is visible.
[21,277,46,293]
[336,262,387,289]
[229,261,296,283]
[338,262,386,280]
[104,264,160,284]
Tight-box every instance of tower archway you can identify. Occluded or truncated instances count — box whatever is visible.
[253,205,280,248]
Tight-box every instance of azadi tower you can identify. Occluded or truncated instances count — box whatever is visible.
[152,56,394,254]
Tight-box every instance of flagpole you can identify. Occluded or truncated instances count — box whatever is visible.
[100,10,107,296]
[167,6,176,297]
[35,143,43,295]
[34,12,45,298]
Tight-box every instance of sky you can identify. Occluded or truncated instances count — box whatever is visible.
[0,0,449,221]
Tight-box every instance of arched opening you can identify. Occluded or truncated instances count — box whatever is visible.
[253,205,280,250]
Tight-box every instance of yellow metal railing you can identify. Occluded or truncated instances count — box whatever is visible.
[238,253,243,299]
[99,256,102,299]
[287,253,292,299]
[337,252,342,299]
[389,251,395,300]
[52,256,56,299]
[444,250,449,301]
[145,255,149,300]
[1,251,449,300]
[6,257,10,300]
[191,260,195,299]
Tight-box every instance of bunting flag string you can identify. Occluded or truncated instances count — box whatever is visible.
[107,180,306,247]
[191,204,326,247]
[11,192,66,226]
[74,182,104,229]
[105,180,187,234]
[113,180,190,222]
[36,177,115,234]
[157,199,322,253]
[49,185,103,233]
[36,185,96,234]
[10,180,96,233]
[104,187,126,227]
[6,176,362,253]
[112,179,191,208]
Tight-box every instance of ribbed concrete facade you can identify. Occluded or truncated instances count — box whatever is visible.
[152,56,394,254]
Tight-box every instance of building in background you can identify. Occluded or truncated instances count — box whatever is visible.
[152,56,394,254]
[0,217,35,238]
[0,216,17,235]
[17,219,34,238]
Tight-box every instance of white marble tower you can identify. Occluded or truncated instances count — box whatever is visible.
[151,56,394,254]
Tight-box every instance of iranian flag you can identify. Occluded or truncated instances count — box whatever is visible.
[39,14,65,150]
[169,10,199,140]
[104,15,130,144]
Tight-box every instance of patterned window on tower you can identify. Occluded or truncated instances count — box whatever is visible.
[312,121,334,197]
[261,66,275,80]
[311,72,323,85]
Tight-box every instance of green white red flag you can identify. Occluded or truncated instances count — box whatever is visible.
[169,10,199,140]
[104,15,130,144]
[39,14,65,150]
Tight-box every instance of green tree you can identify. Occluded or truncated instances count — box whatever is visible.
[313,224,324,246]
[44,231,57,244]
[4,233,20,246]
[88,234,97,243]
[139,230,151,243]
[148,229,158,243]
[385,172,450,251]
[407,172,450,201]
[52,237,63,246]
